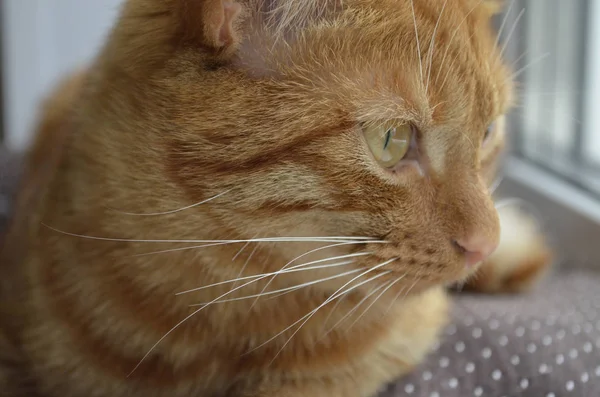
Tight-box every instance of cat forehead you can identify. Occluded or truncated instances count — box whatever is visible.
[334,4,507,116]
[237,0,510,125]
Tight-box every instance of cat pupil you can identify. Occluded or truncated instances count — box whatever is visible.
[383,128,395,149]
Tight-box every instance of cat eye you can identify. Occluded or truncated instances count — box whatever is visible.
[363,122,412,168]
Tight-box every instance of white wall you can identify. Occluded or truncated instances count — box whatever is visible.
[1,0,123,151]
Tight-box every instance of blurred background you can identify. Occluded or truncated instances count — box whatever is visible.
[494,0,600,269]
[0,0,599,265]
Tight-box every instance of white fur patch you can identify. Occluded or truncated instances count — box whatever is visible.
[489,200,548,281]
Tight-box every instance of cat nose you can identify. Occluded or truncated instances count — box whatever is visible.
[454,235,498,267]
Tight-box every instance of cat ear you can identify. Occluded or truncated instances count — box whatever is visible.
[178,0,245,50]
[177,0,341,50]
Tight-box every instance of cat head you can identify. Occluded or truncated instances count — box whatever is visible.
[106,0,513,290]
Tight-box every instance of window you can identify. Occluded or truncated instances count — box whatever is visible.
[497,0,600,267]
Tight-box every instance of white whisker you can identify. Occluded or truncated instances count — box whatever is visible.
[509,50,530,71]
[489,173,505,194]
[176,253,369,296]
[241,249,372,310]
[244,269,390,364]
[284,241,386,268]
[232,240,253,262]
[435,0,483,84]
[130,241,232,258]
[494,0,515,48]
[266,270,392,366]
[384,286,406,315]
[347,275,406,330]
[128,267,278,377]
[132,253,359,375]
[247,241,387,311]
[190,267,362,306]
[499,8,525,58]
[106,189,231,216]
[403,277,422,297]
[385,275,421,315]
[425,0,449,94]
[43,224,375,244]
[244,257,398,358]
[509,52,551,81]
[231,242,260,288]
[323,280,391,337]
[439,30,478,93]
[321,288,351,330]
[409,0,424,84]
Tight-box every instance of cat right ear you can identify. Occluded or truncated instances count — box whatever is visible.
[178,0,245,51]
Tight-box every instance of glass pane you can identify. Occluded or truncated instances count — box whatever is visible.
[500,0,600,196]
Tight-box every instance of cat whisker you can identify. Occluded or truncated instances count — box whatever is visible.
[247,240,388,311]
[130,238,379,258]
[435,0,483,85]
[321,288,350,330]
[130,253,365,375]
[130,242,232,258]
[245,258,399,363]
[176,252,372,296]
[43,224,376,244]
[232,239,253,262]
[133,255,358,376]
[384,285,407,316]
[509,49,530,72]
[283,241,388,269]
[489,174,505,194]
[244,258,398,359]
[409,0,424,84]
[439,30,478,94]
[494,0,515,49]
[106,189,231,216]
[347,275,406,331]
[425,0,449,94]
[189,267,362,306]
[266,270,393,366]
[129,266,285,377]
[403,276,422,297]
[323,279,392,338]
[499,8,525,59]
[508,52,551,81]
[385,275,421,315]
[232,242,260,288]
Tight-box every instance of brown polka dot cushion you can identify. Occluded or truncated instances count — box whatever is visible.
[380,271,600,397]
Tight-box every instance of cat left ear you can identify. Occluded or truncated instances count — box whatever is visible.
[179,0,245,50]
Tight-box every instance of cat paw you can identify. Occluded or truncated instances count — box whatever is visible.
[465,201,554,294]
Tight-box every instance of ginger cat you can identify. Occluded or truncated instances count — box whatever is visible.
[0,0,552,396]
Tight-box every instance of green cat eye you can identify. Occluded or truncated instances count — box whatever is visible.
[364,122,412,168]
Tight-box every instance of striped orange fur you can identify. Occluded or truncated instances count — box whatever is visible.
[0,1,551,396]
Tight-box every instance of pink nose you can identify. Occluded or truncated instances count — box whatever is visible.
[454,235,498,267]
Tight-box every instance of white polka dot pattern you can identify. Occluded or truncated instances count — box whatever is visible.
[380,272,600,397]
